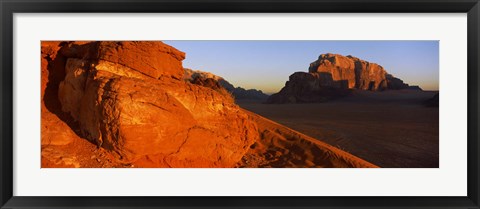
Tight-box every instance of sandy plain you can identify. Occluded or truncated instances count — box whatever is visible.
[238,90,439,168]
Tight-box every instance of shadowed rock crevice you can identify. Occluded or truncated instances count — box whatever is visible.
[42,42,93,146]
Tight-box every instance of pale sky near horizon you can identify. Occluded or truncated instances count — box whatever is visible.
[164,41,439,94]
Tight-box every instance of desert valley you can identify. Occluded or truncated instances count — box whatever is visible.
[41,41,438,168]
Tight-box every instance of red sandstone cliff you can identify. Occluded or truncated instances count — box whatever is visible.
[42,41,258,167]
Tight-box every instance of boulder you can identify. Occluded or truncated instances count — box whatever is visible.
[45,41,258,167]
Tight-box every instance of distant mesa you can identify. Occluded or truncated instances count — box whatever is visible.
[267,53,422,104]
[184,68,269,101]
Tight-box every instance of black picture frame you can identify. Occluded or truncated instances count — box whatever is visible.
[1,0,479,208]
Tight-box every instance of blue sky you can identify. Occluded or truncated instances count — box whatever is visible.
[164,41,439,94]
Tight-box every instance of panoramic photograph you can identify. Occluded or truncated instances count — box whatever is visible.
[41,41,439,168]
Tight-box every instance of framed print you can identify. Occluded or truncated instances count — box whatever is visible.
[1,0,479,208]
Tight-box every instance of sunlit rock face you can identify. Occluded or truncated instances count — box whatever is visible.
[267,53,419,103]
[44,41,258,167]
[308,53,388,91]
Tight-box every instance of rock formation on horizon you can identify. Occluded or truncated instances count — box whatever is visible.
[184,68,269,101]
[267,53,421,103]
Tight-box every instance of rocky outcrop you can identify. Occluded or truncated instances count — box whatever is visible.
[268,53,420,103]
[184,68,269,101]
[184,68,223,81]
[43,41,259,167]
[190,76,227,93]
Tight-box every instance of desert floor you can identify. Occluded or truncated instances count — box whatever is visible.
[238,90,439,168]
